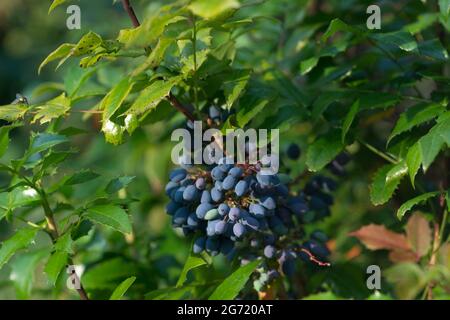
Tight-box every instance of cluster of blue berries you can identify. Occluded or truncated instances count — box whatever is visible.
[165,107,343,291]
[165,159,295,257]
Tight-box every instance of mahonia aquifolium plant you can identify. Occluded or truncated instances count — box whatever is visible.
[165,106,349,291]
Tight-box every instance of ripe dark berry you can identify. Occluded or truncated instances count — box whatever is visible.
[286,143,301,160]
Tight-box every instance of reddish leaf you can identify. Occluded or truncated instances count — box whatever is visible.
[389,249,418,263]
[349,224,411,251]
[406,212,431,258]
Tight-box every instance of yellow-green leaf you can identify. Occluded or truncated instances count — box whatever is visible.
[0,228,38,270]
[109,276,136,300]
[176,252,211,288]
[48,0,67,14]
[32,93,71,124]
[126,77,181,116]
[209,259,259,300]
[188,0,239,19]
[38,43,74,74]
[0,104,28,122]
[397,192,440,219]
[100,78,134,121]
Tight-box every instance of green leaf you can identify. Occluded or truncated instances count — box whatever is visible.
[132,37,174,76]
[397,192,440,219]
[10,249,49,299]
[126,77,181,116]
[371,31,418,52]
[385,263,427,299]
[388,103,445,144]
[38,43,74,74]
[406,143,422,187]
[0,187,41,213]
[301,39,349,75]
[102,120,125,146]
[405,13,439,34]
[39,151,71,174]
[63,170,100,186]
[109,276,136,300]
[0,125,15,158]
[176,252,211,288]
[0,104,28,122]
[79,53,107,68]
[181,49,210,74]
[209,259,260,300]
[342,99,360,143]
[322,18,361,42]
[71,32,103,56]
[370,164,404,205]
[233,84,275,128]
[446,190,450,212]
[124,114,138,135]
[85,205,132,234]
[385,160,408,184]
[44,250,69,286]
[28,133,68,155]
[439,0,450,18]
[105,176,135,194]
[358,91,400,111]
[418,116,450,171]
[145,285,197,300]
[32,93,71,124]
[118,13,180,48]
[222,69,251,109]
[303,291,341,300]
[366,292,393,300]
[306,130,344,171]
[0,228,38,270]
[54,232,73,254]
[188,0,239,19]
[300,57,319,75]
[101,78,134,122]
[418,39,449,61]
[82,257,136,290]
[64,65,98,97]
[48,0,67,13]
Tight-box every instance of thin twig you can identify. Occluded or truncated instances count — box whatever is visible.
[167,92,196,121]
[38,188,89,300]
[121,0,140,27]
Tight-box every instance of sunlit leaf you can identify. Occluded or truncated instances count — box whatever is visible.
[209,259,260,300]
[188,0,239,19]
[85,205,132,234]
[397,192,440,219]
[110,276,136,300]
[32,93,71,124]
[0,228,38,270]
